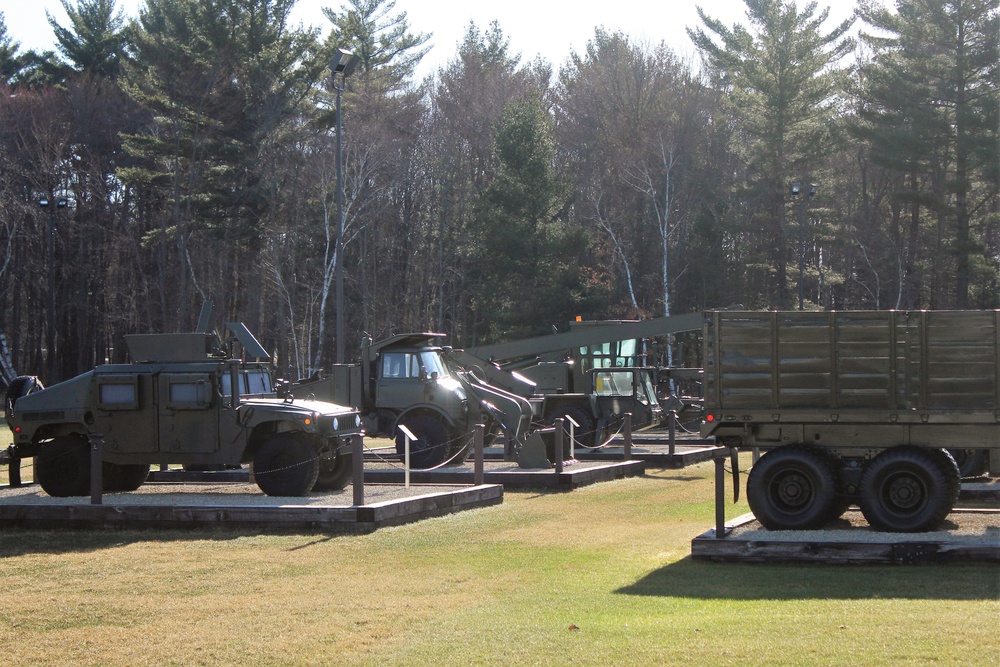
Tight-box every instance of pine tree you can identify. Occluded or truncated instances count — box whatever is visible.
[689,0,854,308]
[857,0,999,307]
[48,0,129,78]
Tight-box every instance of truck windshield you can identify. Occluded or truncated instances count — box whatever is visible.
[581,338,640,370]
[381,350,451,379]
[420,351,450,378]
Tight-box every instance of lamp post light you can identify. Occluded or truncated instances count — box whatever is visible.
[330,48,362,364]
[38,195,68,380]
[790,181,817,310]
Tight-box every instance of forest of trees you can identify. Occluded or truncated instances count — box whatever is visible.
[0,0,997,383]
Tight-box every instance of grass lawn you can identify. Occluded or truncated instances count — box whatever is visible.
[1,452,998,665]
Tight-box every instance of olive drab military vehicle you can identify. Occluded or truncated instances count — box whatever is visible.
[1,322,363,497]
[446,313,705,450]
[283,333,535,470]
[701,310,998,533]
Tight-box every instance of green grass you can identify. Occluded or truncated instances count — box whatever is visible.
[0,461,998,665]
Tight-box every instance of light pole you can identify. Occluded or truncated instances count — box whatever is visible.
[330,48,362,364]
[790,181,817,310]
[38,195,67,380]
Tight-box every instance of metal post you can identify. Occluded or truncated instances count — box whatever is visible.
[404,433,411,488]
[352,434,364,506]
[798,198,805,311]
[89,433,103,505]
[555,418,564,475]
[668,410,676,457]
[623,413,632,460]
[474,424,484,486]
[8,456,21,487]
[714,454,726,539]
[334,82,346,364]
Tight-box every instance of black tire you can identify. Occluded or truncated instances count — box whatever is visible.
[312,450,353,491]
[859,447,954,532]
[548,404,596,449]
[253,433,319,497]
[927,448,962,505]
[5,375,44,422]
[36,435,91,497]
[746,446,838,530]
[102,462,150,492]
[947,448,989,479]
[395,415,451,469]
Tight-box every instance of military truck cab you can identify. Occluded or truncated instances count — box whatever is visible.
[4,324,363,497]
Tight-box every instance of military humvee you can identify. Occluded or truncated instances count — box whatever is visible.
[2,323,362,497]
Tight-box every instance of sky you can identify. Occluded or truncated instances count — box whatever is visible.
[2,0,858,80]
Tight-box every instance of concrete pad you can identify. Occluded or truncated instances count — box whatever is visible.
[0,481,502,533]
[691,508,1000,564]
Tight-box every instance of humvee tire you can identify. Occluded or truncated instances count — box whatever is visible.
[312,451,353,491]
[36,435,90,497]
[253,433,319,496]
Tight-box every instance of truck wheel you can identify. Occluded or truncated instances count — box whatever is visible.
[927,448,962,504]
[253,434,320,496]
[549,405,596,449]
[395,415,451,469]
[102,462,150,492]
[312,451,353,491]
[859,447,954,532]
[36,435,91,497]
[947,448,989,478]
[746,446,838,530]
[4,375,44,421]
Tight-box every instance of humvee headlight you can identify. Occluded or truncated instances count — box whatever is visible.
[332,417,340,431]
[355,414,362,428]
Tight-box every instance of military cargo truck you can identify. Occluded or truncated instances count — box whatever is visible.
[2,323,362,497]
[282,333,533,469]
[701,310,998,532]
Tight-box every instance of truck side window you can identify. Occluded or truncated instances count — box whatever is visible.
[382,352,422,379]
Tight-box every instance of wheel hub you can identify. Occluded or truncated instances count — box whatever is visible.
[773,472,812,509]
[884,474,925,512]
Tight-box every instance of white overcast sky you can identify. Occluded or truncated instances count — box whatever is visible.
[3,0,858,79]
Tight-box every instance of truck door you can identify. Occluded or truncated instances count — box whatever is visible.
[157,373,219,454]
[377,350,425,411]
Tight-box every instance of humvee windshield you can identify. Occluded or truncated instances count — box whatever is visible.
[220,367,274,396]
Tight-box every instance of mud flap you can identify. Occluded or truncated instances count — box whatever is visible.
[731,446,740,503]
[516,431,551,469]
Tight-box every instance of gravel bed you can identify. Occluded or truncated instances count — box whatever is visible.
[729,509,1000,542]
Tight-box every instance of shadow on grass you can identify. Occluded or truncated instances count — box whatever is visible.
[0,527,364,558]
[616,555,1000,601]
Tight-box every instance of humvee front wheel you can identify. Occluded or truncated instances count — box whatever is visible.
[102,462,150,492]
[253,434,319,496]
[312,450,353,491]
[36,435,90,497]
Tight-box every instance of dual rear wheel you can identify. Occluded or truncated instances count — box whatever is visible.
[748,445,959,533]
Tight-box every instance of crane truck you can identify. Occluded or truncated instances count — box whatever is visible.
[285,313,705,469]
[280,333,535,469]
[445,312,704,448]
[701,309,998,533]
